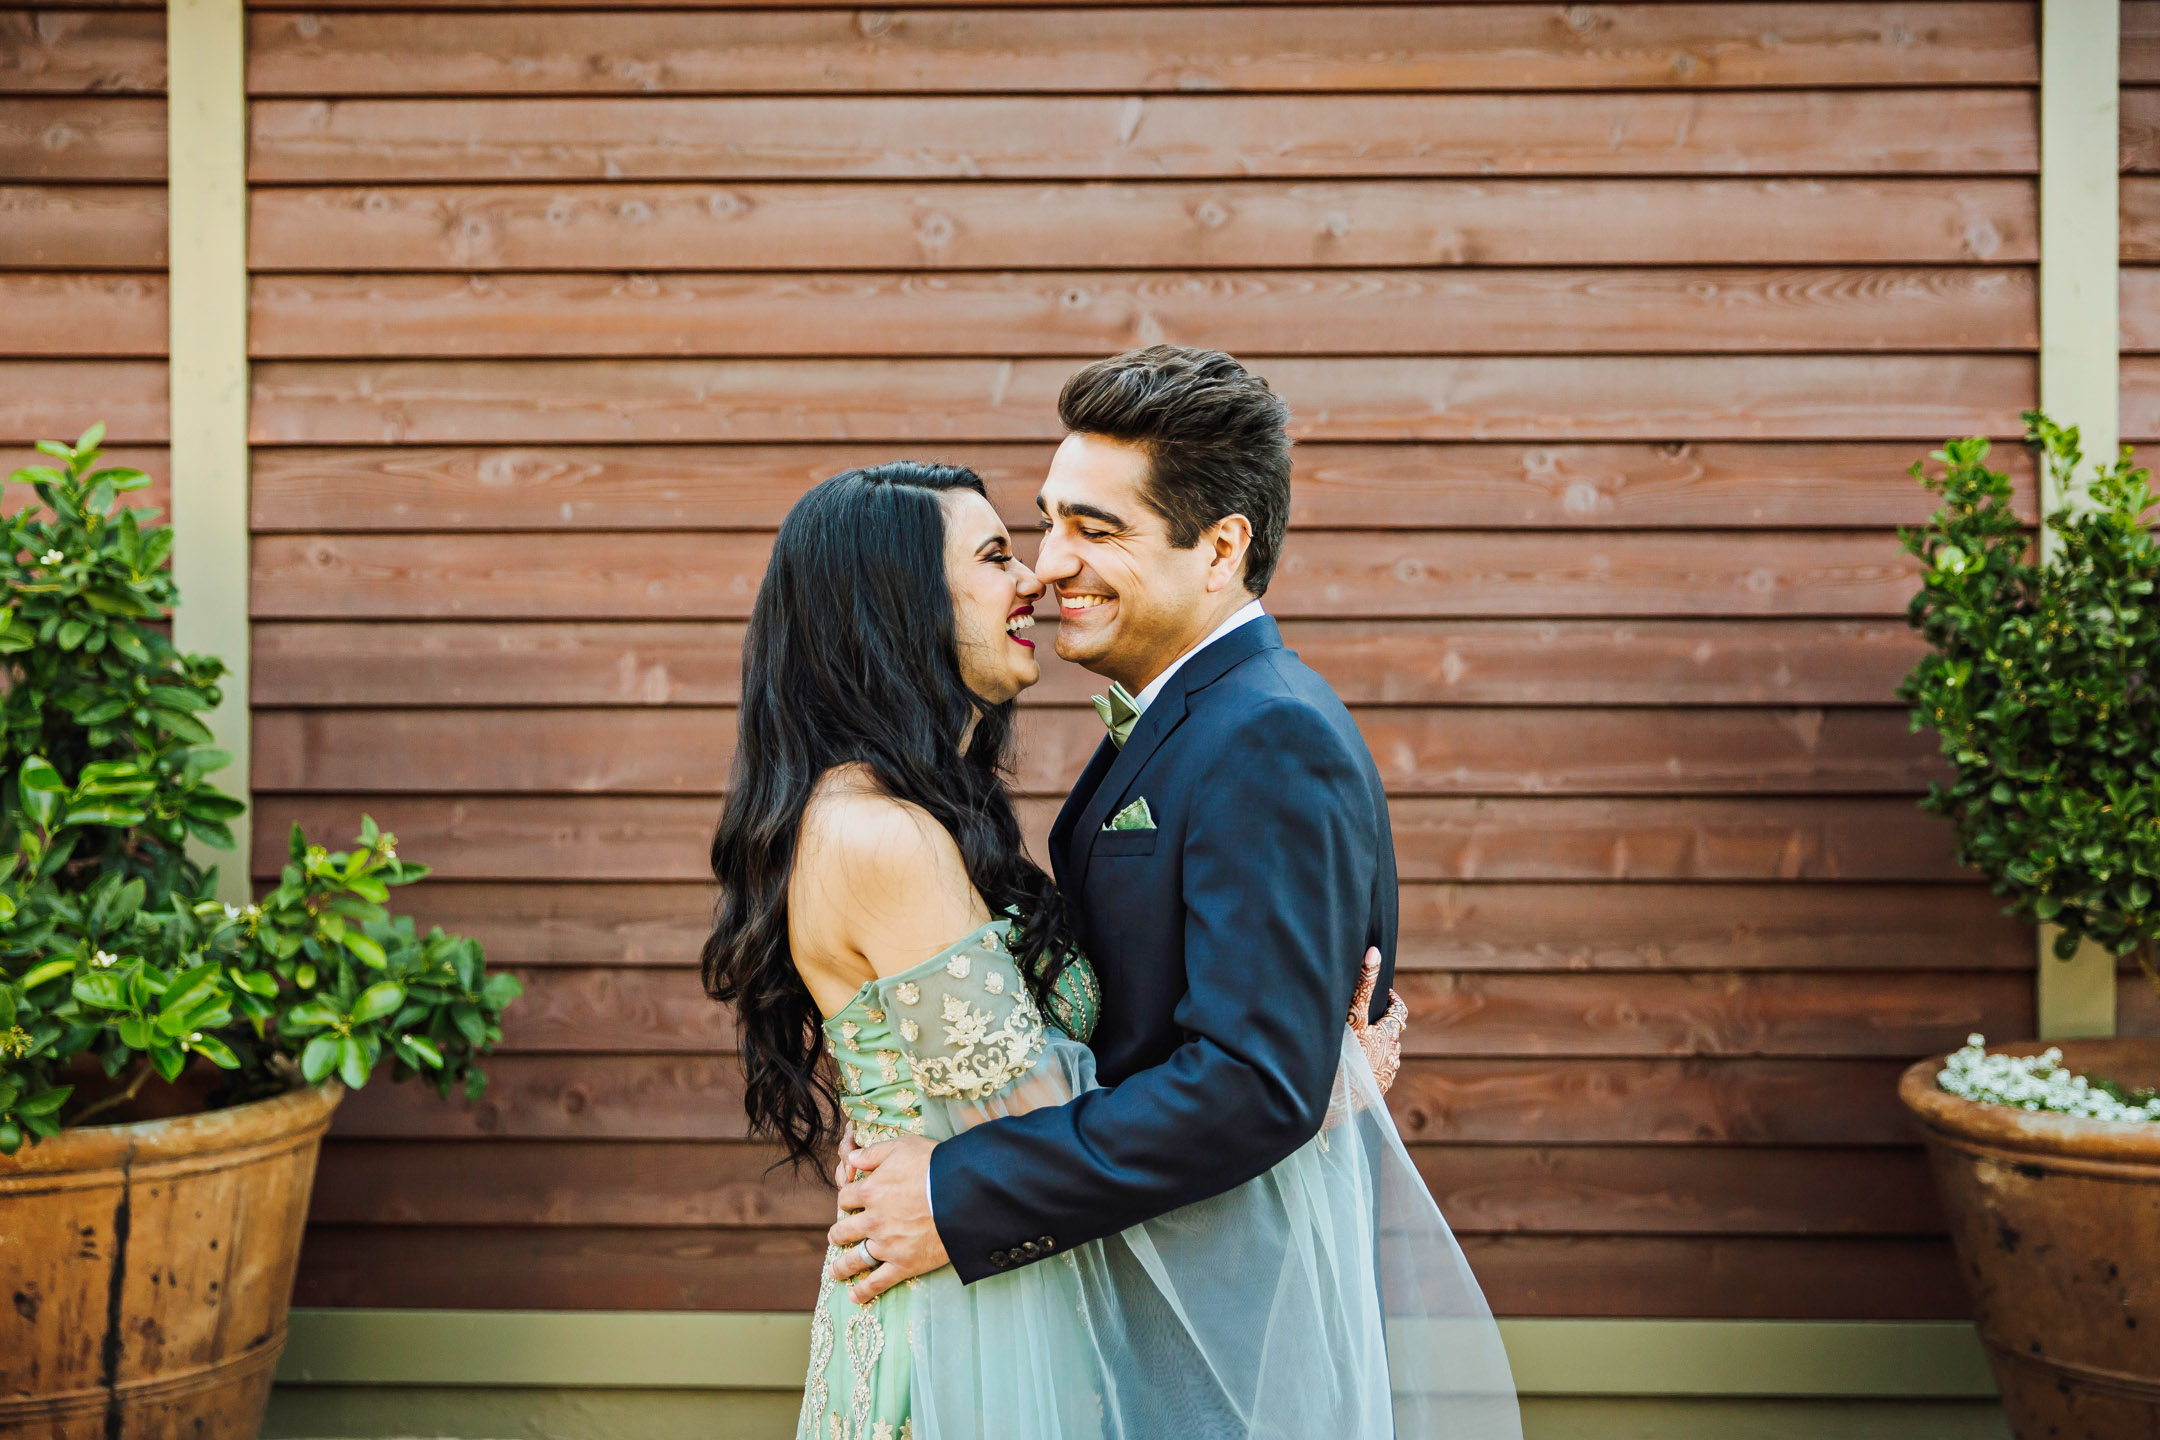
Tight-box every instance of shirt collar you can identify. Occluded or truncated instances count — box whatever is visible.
[1133,598,1267,712]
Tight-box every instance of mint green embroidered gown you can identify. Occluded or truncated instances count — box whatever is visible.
[795,917,1519,1440]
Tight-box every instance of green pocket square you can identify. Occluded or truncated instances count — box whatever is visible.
[1105,797,1156,832]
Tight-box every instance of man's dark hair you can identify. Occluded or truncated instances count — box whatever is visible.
[1056,346,1291,595]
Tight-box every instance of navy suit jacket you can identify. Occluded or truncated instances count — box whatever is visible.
[928,616,1399,1283]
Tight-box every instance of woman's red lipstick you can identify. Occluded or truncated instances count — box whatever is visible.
[1007,604,1037,648]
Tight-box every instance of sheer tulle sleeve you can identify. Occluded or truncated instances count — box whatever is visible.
[863,942,1083,1144]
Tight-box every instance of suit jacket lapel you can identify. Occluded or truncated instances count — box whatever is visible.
[1068,617,1284,874]
[1051,736,1118,890]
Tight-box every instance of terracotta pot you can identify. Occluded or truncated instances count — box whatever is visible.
[1900,1039,2160,1440]
[0,1083,342,1440]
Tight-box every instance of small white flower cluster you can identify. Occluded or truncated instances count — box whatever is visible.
[1937,1034,2160,1123]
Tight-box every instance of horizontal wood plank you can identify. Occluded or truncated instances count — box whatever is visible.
[1460,1234,1966,1318]
[246,267,2038,360]
[253,704,1945,797]
[2124,267,2160,350]
[246,442,2034,534]
[476,964,2019,1058]
[246,530,1930,623]
[1388,796,1964,884]
[2124,177,2160,262]
[386,879,2033,974]
[246,92,2037,184]
[0,96,163,179]
[251,618,1934,708]
[0,359,165,442]
[0,183,164,267]
[289,1224,1966,1317]
[0,11,163,94]
[248,179,2036,271]
[247,356,2033,445]
[250,530,1924,621]
[1397,882,2026,974]
[309,1138,1947,1235]
[2131,2,2160,83]
[2124,86,2160,175]
[0,272,163,356]
[251,794,1967,883]
[325,1053,1922,1144]
[2117,354,2160,439]
[246,6,2035,97]
[1393,970,2025,1058]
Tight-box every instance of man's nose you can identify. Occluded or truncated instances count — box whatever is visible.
[1032,529,1080,583]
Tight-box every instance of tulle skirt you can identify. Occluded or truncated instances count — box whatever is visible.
[894,1032,1521,1440]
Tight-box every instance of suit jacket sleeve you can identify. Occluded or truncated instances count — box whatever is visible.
[928,694,1380,1283]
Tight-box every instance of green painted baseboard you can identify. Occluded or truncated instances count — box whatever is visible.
[277,1311,1997,1399]
[260,1390,2012,1440]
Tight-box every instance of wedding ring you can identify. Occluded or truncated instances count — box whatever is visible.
[852,1239,879,1271]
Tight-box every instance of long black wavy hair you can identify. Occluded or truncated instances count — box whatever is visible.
[702,462,1081,1173]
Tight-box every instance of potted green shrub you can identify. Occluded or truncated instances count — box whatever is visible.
[0,428,522,1440]
[1894,412,2160,1439]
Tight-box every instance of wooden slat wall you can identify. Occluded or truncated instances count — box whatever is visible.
[2124,0,2159,1039]
[0,8,168,507]
[244,3,2040,1319]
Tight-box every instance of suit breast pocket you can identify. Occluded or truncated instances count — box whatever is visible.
[1093,828,1158,857]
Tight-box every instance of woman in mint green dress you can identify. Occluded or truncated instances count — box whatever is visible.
[703,464,1519,1440]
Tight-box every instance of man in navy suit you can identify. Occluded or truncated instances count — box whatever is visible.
[828,346,1399,1297]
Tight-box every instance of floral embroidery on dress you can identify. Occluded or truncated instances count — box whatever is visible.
[912,985,1046,1100]
[800,1252,837,1435]
[899,1018,919,1043]
[876,1050,901,1084]
[946,954,971,979]
[984,971,1005,996]
[894,982,920,1007]
[845,1307,885,1437]
[840,1020,860,1046]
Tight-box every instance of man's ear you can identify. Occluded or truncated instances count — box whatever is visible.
[1201,514,1255,594]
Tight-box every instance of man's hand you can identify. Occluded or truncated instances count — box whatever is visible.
[827,1134,948,1304]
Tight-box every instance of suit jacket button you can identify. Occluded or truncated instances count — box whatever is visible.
[1019,1241,1040,1259]
[1038,1236,1055,1251]
[989,1249,1007,1269]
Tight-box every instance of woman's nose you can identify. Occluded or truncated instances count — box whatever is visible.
[1011,557,1046,600]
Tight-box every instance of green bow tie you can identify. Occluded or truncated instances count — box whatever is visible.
[1092,682,1141,748]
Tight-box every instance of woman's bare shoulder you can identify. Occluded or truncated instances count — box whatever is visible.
[792,766,988,980]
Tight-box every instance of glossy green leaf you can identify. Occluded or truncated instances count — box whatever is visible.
[350,981,404,1025]
[300,1033,340,1084]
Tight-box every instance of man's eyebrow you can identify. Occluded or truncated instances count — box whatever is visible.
[1054,501,1127,528]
